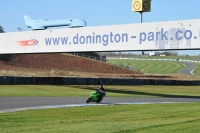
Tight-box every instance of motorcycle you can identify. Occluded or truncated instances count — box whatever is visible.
[86,89,106,103]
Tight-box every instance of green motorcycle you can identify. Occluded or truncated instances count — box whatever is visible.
[86,90,106,103]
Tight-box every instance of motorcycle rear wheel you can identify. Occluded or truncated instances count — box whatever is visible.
[86,97,93,103]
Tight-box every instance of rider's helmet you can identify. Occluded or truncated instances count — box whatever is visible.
[99,85,104,91]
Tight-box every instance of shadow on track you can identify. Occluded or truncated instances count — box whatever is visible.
[67,85,200,99]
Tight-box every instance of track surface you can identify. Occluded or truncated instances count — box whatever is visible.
[0,61,199,113]
[177,61,198,76]
[1,97,200,111]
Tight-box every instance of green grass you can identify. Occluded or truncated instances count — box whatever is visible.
[1,103,200,133]
[108,59,185,74]
[0,85,91,97]
[123,55,198,60]
[192,63,200,76]
[1,85,200,132]
[1,85,200,98]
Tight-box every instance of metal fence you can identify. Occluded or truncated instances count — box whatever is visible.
[69,53,137,71]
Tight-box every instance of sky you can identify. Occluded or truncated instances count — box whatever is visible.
[0,0,200,56]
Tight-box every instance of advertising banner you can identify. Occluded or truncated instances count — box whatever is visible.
[0,19,200,54]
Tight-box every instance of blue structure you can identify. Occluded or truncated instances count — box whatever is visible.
[24,15,86,30]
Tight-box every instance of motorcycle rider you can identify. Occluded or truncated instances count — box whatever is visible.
[86,84,106,103]
[96,85,105,95]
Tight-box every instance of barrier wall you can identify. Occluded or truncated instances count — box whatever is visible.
[0,76,200,85]
[119,58,200,63]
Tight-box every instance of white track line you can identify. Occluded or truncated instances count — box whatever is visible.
[0,102,189,113]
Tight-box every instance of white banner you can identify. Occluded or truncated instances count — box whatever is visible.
[0,19,200,54]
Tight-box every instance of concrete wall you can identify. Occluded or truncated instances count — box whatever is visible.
[0,76,200,85]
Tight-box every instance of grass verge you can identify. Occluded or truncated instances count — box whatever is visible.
[1,102,200,133]
[0,85,200,98]
[192,63,200,76]
[108,59,184,74]
[128,56,196,60]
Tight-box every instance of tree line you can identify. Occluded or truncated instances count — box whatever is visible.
[0,25,5,33]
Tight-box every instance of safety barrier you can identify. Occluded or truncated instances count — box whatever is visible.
[0,76,199,85]
[109,57,200,63]
[70,53,137,71]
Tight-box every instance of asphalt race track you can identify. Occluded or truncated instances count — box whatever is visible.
[0,61,199,113]
[1,97,200,113]
[177,61,198,76]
